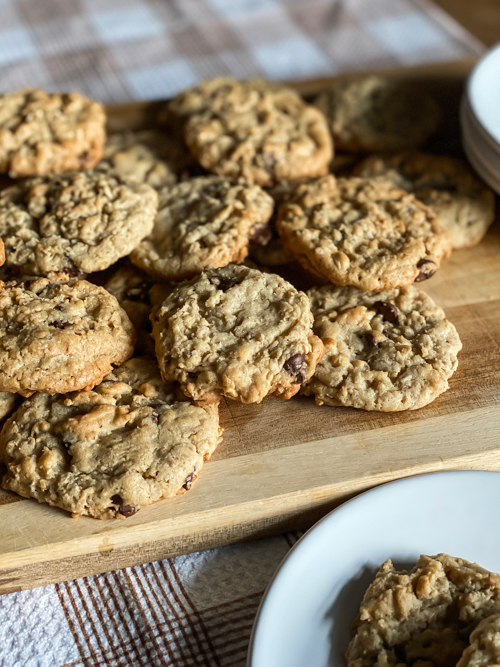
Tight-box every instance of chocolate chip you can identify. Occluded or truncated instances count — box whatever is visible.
[365,332,380,347]
[117,504,136,518]
[55,304,65,312]
[295,372,305,384]
[283,353,305,375]
[63,266,84,278]
[373,301,399,324]
[415,259,437,282]
[263,153,276,174]
[52,321,71,329]
[151,412,159,425]
[111,494,123,505]
[249,224,273,246]
[183,472,195,490]
[208,275,238,292]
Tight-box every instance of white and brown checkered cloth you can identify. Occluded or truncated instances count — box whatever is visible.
[0,1,484,665]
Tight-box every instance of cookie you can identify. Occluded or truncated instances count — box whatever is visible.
[303,284,461,411]
[346,554,500,667]
[457,614,500,667]
[0,170,158,276]
[0,392,17,421]
[276,175,452,292]
[105,264,169,357]
[100,130,192,189]
[314,75,440,152]
[0,89,106,177]
[0,357,222,519]
[169,77,333,186]
[130,176,274,281]
[0,277,135,395]
[354,153,496,249]
[152,264,324,404]
[248,182,296,267]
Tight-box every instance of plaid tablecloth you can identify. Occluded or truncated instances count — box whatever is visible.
[0,1,484,666]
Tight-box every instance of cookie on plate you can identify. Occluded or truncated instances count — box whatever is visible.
[314,75,440,152]
[303,284,461,411]
[346,554,500,667]
[354,153,496,249]
[457,614,500,667]
[0,277,135,395]
[0,89,106,177]
[0,170,158,276]
[152,264,324,404]
[277,175,452,292]
[0,357,222,519]
[130,176,274,281]
[99,130,192,189]
[169,77,333,186]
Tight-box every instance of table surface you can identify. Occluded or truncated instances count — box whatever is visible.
[434,0,500,46]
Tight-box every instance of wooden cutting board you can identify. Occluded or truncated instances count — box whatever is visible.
[2,57,499,596]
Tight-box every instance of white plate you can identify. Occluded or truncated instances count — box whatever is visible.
[467,42,500,147]
[248,471,500,667]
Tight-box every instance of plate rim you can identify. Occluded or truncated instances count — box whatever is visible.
[247,469,500,667]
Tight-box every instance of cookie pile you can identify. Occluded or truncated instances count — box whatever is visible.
[0,75,491,519]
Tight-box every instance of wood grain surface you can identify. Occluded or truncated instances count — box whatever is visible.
[2,58,499,596]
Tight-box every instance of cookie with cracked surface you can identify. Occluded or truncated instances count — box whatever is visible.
[314,76,440,153]
[277,175,452,292]
[105,264,174,357]
[303,284,461,411]
[99,130,193,189]
[0,89,106,177]
[346,554,500,667]
[0,357,222,519]
[169,77,333,186]
[457,614,500,667]
[0,277,135,395]
[354,153,496,249]
[130,176,274,281]
[0,170,158,276]
[152,264,324,404]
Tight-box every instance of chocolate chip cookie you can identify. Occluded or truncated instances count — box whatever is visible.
[346,554,500,667]
[152,264,324,404]
[100,130,192,189]
[315,75,440,152]
[0,277,135,395]
[0,357,222,519]
[0,89,106,177]
[303,284,461,411]
[277,175,452,291]
[169,77,333,186]
[130,176,274,280]
[354,153,496,249]
[0,170,158,276]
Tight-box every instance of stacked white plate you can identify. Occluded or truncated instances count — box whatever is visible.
[461,43,500,194]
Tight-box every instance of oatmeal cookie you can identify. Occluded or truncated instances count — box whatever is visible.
[0,392,17,421]
[354,153,495,249]
[152,264,324,404]
[105,264,173,357]
[346,554,500,667]
[0,357,222,519]
[315,75,440,152]
[0,277,135,395]
[99,130,192,189]
[277,175,452,291]
[304,284,461,411]
[169,77,333,186]
[130,176,274,280]
[457,614,500,667]
[0,89,106,177]
[0,170,158,276]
